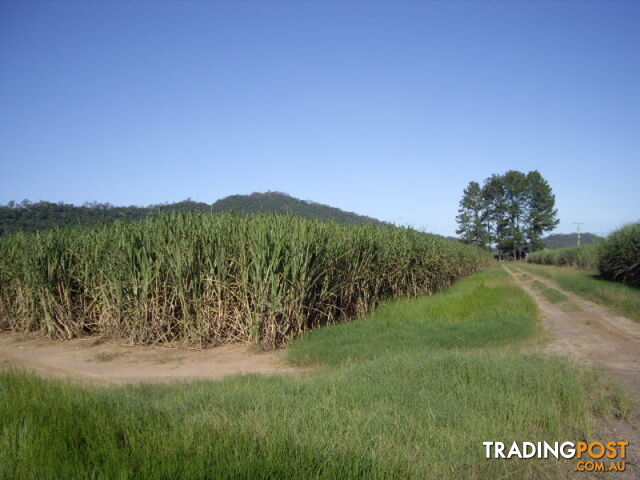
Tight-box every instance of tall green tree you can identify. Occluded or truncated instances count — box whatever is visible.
[455,181,490,249]
[457,170,559,259]
[502,170,529,259]
[481,174,509,259]
[524,170,560,251]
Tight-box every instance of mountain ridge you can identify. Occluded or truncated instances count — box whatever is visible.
[541,232,603,249]
[0,192,384,236]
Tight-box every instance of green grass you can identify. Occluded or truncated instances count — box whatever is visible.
[0,266,629,479]
[287,267,537,367]
[518,263,640,322]
[530,280,569,304]
[505,266,531,281]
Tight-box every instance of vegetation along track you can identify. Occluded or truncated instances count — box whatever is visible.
[504,263,640,477]
[505,264,640,397]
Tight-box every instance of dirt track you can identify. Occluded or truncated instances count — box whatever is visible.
[2,267,638,390]
[504,265,640,396]
[504,264,640,478]
[0,334,302,384]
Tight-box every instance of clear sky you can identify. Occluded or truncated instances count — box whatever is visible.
[1,1,638,236]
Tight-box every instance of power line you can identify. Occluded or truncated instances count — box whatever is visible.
[574,222,584,247]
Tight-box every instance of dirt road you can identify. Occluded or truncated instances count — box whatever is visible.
[0,334,302,384]
[504,264,640,478]
[504,264,640,396]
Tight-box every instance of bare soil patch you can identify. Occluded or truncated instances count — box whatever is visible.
[0,333,304,384]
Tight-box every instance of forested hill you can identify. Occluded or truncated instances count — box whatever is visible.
[209,192,384,225]
[542,233,603,249]
[0,192,384,236]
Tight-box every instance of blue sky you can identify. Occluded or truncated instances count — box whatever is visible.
[1,1,638,236]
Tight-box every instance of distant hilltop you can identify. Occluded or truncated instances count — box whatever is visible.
[0,192,385,236]
[541,232,603,249]
[208,192,384,225]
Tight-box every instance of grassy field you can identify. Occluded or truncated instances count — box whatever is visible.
[518,263,640,322]
[0,213,490,348]
[0,266,629,479]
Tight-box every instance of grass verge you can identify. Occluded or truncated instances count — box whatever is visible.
[287,267,537,367]
[518,263,640,322]
[0,266,628,479]
[531,280,569,304]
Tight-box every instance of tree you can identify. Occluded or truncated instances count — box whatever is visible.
[524,170,559,251]
[481,174,509,259]
[457,170,559,259]
[455,181,490,249]
[502,170,529,260]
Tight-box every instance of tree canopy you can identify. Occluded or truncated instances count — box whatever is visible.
[456,170,559,258]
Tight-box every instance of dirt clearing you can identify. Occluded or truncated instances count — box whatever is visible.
[0,334,303,384]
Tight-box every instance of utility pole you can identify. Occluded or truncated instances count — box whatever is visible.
[574,222,583,247]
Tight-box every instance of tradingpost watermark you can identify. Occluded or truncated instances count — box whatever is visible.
[483,441,629,473]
